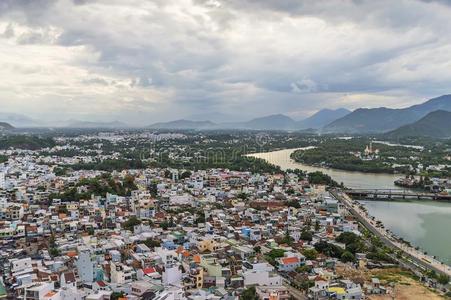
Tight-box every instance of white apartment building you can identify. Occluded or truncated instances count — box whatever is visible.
[0,172,6,189]
[75,247,95,284]
[243,262,282,287]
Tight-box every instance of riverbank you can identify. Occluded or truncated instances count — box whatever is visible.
[331,189,451,277]
[360,199,451,266]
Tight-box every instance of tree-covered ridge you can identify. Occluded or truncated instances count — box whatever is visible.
[0,135,55,150]
[387,110,451,138]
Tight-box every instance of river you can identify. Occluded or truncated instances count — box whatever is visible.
[248,148,400,189]
[248,148,451,266]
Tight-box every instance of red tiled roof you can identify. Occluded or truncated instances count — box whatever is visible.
[66,251,77,258]
[44,291,57,298]
[143,267,156,275]
[193,255,201,264]
[97,281,107,287]
[281,257,300,265]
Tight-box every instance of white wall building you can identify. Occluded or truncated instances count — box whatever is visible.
[243,262,282,287]
[75,247,95,284]
[0,172,5,189]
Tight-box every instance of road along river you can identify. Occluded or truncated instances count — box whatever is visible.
[248,148,451,267]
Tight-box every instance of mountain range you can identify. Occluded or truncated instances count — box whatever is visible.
[148,108,351,130]
[387,110,451,138]
[148,120,216,130]
[0,114,130,128]
[66,120,129,128]
[0,112,38,127]
[2,94,451,135]
[0,122,14,130]
[324,94,451,133]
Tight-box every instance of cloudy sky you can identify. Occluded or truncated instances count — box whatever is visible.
[1,0,451,125]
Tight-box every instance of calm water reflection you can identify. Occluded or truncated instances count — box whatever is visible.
[361,200,451,265]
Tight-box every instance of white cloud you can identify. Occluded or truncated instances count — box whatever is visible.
[0,0,451,124]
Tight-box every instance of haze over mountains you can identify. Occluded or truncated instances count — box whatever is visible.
[148,120,216,130]
[0,114,129,129]
[324,95,451,133]
[66,120,129,129]
[0,122,14,131]
[148,108,351,131]
[1,95,451,136]
[0,113,38,128]
[148,94,451,134]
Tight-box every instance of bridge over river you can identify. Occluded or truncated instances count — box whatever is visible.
[345,189,451,201]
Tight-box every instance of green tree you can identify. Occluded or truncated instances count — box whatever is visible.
[287,200,300,208]
[48,234,60,257]
[437,274,449,285]
[180,170,192,180]
[296,265,312,274]
[111,292,126,300]
[265,249,286,266]
[123,216,141,232]
[240,286,258,300]
[341,251,355,263]
[299,280,314,293]
[300,230,313,242]
[160,221,170,230]
[54,167,67,176]
[144,238,161,248]
[237,192,248,200]
[336,232,365,254]
[302,248,318,260]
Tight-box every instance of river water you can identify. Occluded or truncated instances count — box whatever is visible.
[248,148,451,266]
[248,148,400,189]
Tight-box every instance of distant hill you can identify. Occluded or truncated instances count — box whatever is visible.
[149,115,298,130]
[0,122,14,130]
[386,110,451,138]
[148,119,216,129]
[241,114,296,130]
[149,110,352,131]
[324,94,451,133]
[66,120,128,128]
[297,108,350,129]
[0,112,38,127]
